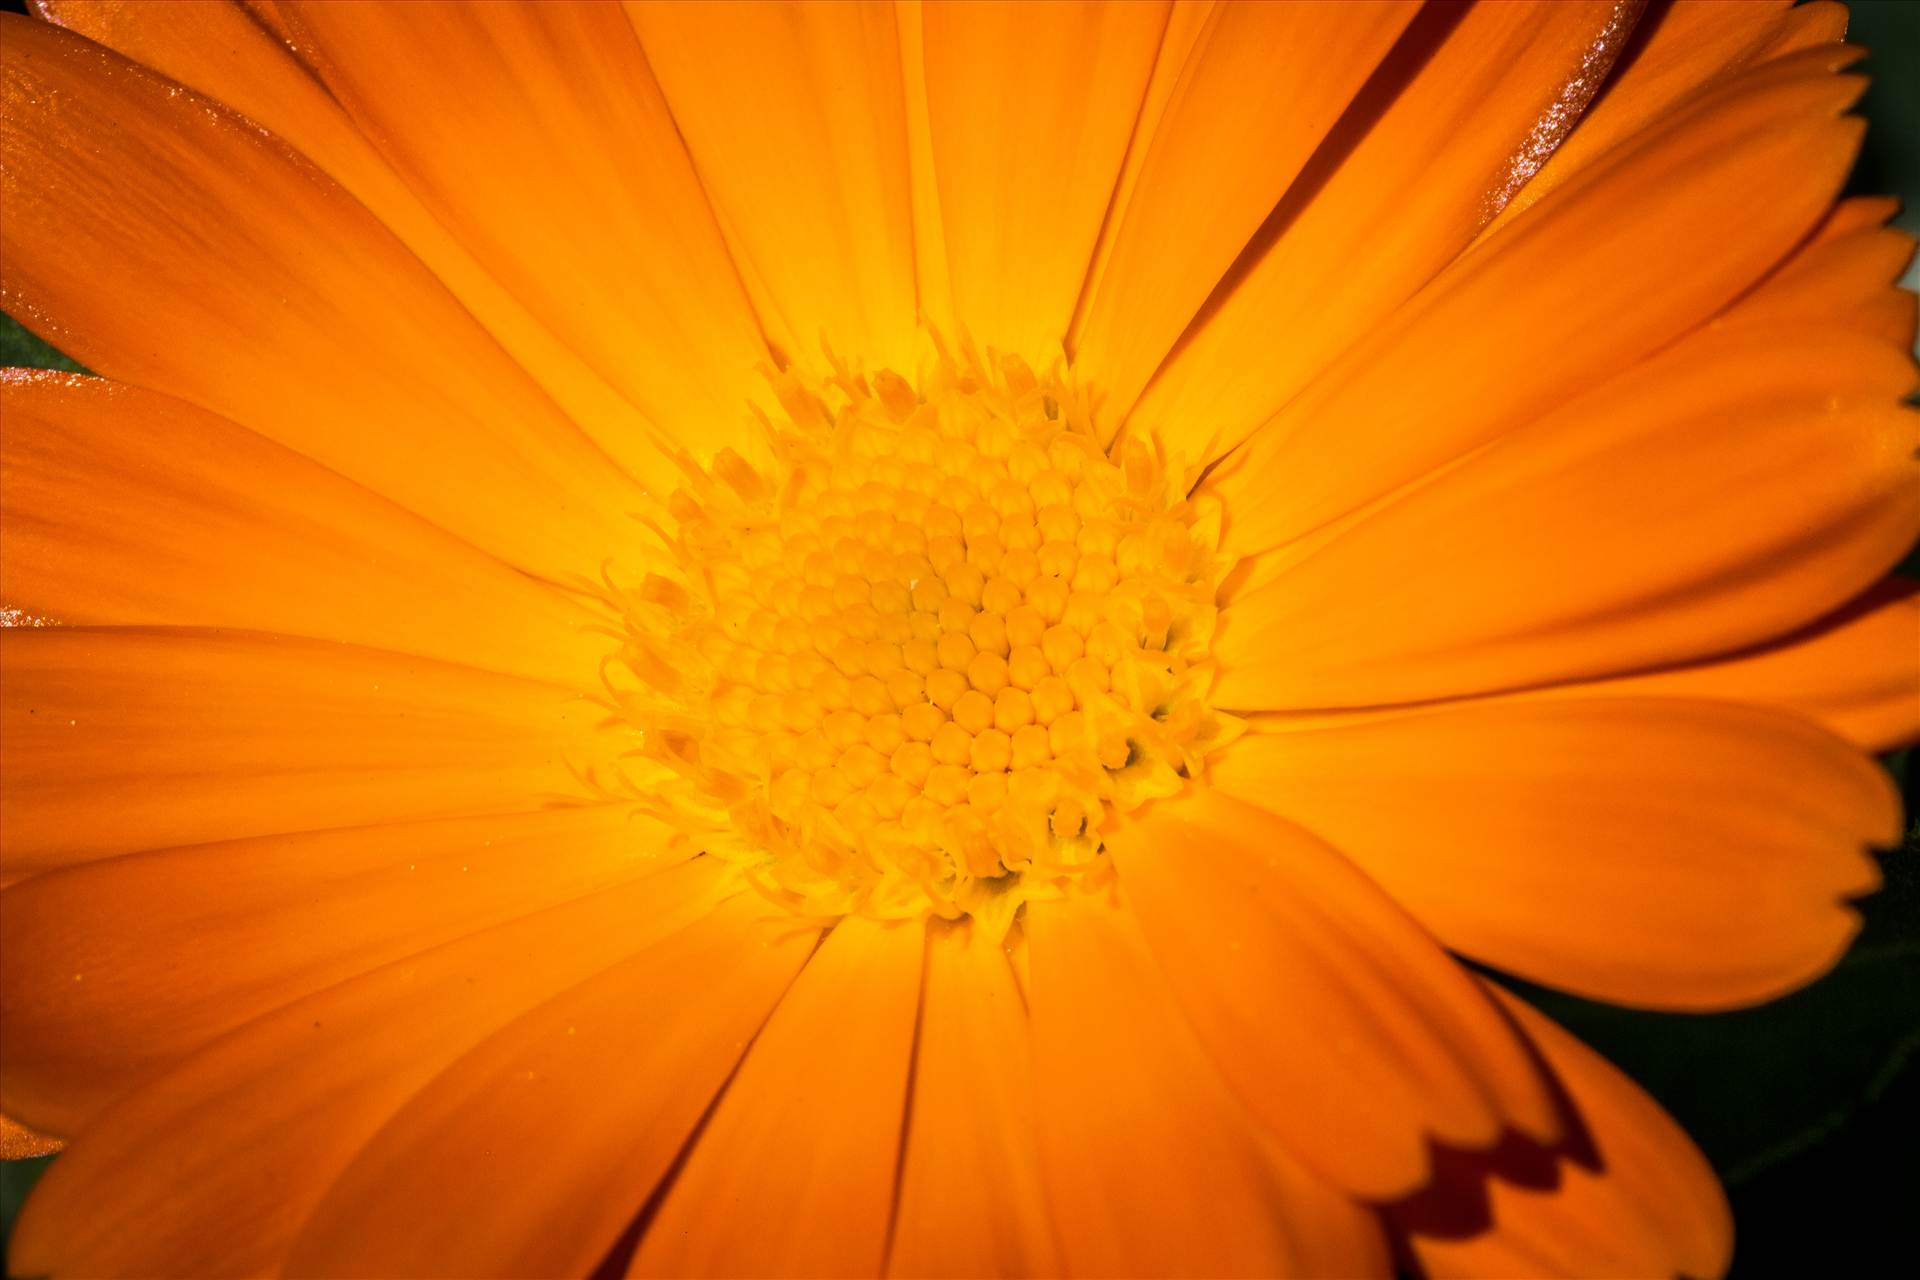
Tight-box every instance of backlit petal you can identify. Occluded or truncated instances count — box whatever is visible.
[1069,0,1417,426]
[36,0,697,482]
[1027,886,1389,1277]
[1215,698,1898,1009]
[275,0,776,468]
[919,0,1166,364]
[0,15,647,579]
[0,806,679,1132]
[0,628,628,879]
[285,897,815,1279]
[1215,324,1919,708]
[1206,45,1865,560]
[629,915,923,1279]
[0,373,607,687]
[6,862,743,1278]
[628,0,918,373]
[888,919,1060,1279]
[1403,985,1732,1280]
[1108,792,1557,1198]
[1130,0,1637,466]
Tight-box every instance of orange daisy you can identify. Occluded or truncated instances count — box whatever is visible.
[2,0,1916,1276]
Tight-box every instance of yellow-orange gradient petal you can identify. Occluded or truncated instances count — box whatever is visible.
[627,0,918,374]
[1568,579,1920,752]
[275,0,778,466]
[1128,0,1638,466]
[919,0,1166,365]
[1026,887,1389,1277]
[1067,0,1417,428]
[1216,323,1919,709]
[34,0,693,484]
[1215,698,1898,1010]
[0,15,648,580]
[629,915,923,1279]
[1403,984,1732,1279]
[0,806,682,1132]
[1107,791,1557,1200]
[0,629,627,880]
[1206,43,1865,562]
[5,860,744,1278]
[0,373,607,688]
[284,895,816,1280]
[888,919,1059,1279]
[1481,0,1848,236]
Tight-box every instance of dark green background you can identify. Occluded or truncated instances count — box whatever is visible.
[2,1,1917,1274]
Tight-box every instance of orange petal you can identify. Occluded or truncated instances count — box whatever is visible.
[1483,0,1847,236]
[274,0,777,465]
[1730,197,1919,350]
[0,372,606,687]
[0,628,628,880]
[1205,44,1865,561]
[1563,578,1920,752]
[1403,984,1732,1279]
[0,1111,60,1159]
[1106,791,1558,1199]
[34,0,699,484]
[1068,0,1418,426]
[1026,885,1389,1276]
[919,0,1167,365]
[629,915,923,1279]
[1128,0,1638,467]
[887,919,1060,1278]
[0,805,681,1133]
[1214,697,1898,1010]
[1215,323,1920,709]
[626,0,919,374]
[6,860,743,1279]
[0,15,647,580]
[284,895,816,1280]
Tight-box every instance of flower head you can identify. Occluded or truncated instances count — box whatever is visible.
[0,1,1914,1277]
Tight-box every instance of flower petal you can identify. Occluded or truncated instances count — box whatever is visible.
[888,919,1059,1279]
[1482,0,1847,235]
[1563,579,1920,752]
[629,915,923,1279]
[1731,197,1918,349]
[0,1111,59,1158]
[1215,322,1919,709]
[1206,44,1865,561]
[274,0,779,463]
[1401,984,1732,1280]
[1106,791,1558,1199]
[1214,697,1898,1009]
[1068,0,1418,425]
[1026,886,1389,1277]
[0,805,679,1133]
[0,14,647,579]
[0,372,606,687]
[35,0,699,481]
[918,0,1166,364]
[1128,0,1639,467]
[5,861,744,1279]
[284,896,815,1280]
[0,628,627,879]
[626,0,919,374]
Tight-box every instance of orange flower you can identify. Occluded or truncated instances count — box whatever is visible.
[1,1,1915,1276]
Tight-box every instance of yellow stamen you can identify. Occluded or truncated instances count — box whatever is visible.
[604,349,1240,926]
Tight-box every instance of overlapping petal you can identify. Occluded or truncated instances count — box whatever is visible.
[6,862,745,1277]
[1214,698,1899,1009]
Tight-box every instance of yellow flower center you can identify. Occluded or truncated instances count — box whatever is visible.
[606,348,1238,925]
